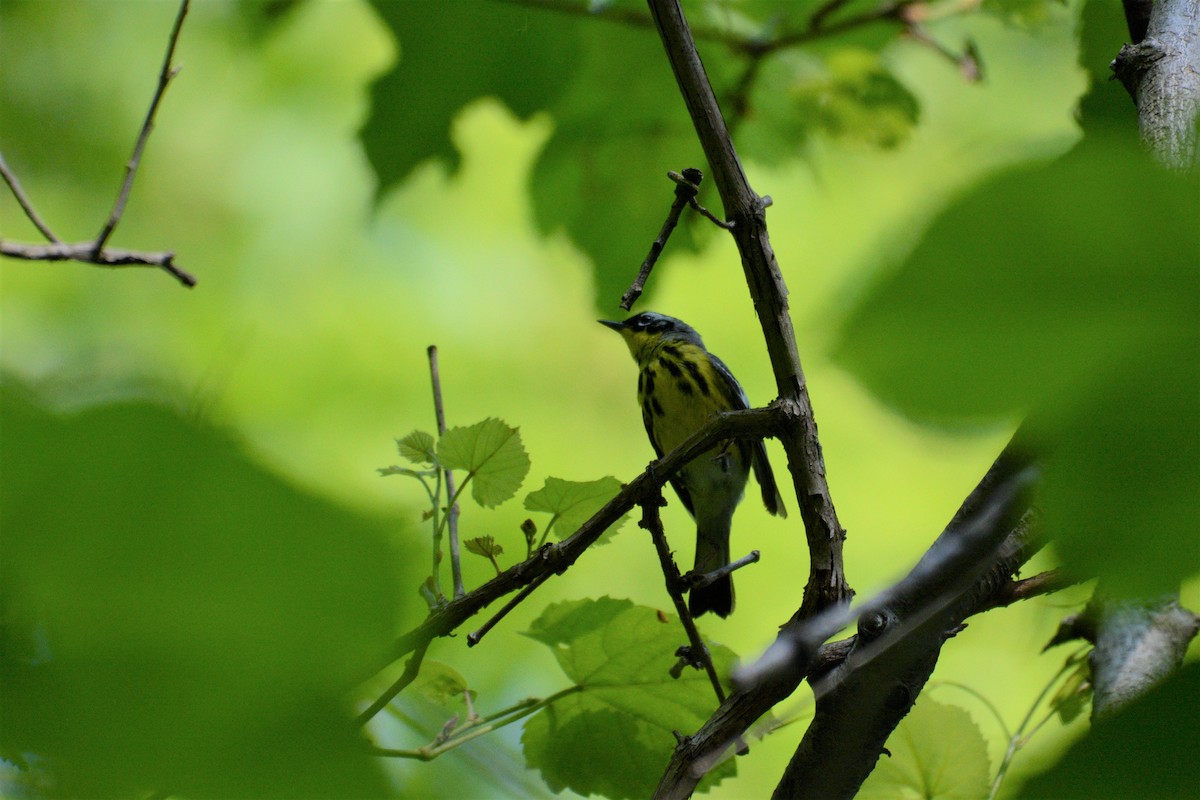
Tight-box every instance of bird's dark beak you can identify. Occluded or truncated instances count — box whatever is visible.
[597,319,624,332]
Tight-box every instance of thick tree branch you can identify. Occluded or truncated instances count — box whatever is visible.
[1111,0,1200,167]
[1090,596,1200,719]
[653,448,1038,800]
[646,0,851,620]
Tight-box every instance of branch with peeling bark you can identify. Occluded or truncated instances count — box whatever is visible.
[0,0,196,288]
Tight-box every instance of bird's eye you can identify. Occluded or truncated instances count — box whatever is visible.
[634,318,649,329]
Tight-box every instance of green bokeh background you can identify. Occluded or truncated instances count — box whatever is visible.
[2,1,1195,798]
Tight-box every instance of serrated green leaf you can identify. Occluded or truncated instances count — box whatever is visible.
[523,476,627,544]
[436,418,530,508]
[396,430,436,465]
[521,598,736,798]
[857,698,990,800]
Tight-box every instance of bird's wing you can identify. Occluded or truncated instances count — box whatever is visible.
[643,402,697,517]
[708,353,787,518]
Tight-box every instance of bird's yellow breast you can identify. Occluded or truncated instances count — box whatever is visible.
[638,342,735,455]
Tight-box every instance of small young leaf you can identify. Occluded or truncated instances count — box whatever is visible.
[396,430,436,465]
[378,465,433,479]
[410,660,476,708]
[857,697,990,800]
[524,476,627,544]
[521,598,737,799]
[437,418,530,508]
[464,536,503,559]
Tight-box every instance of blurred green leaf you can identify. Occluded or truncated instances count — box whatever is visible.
[521,597,736,798]
[437,418,530,508]
[1018,662,1200,798]
[743,48,919,160]
[363,0,579,188]
[834,138,1199,594]
[857,697,991,800]
[378,465,433,479]
[0,382,408,798]
[397,429,437,465]
[981,0,1066,29]
[411,661,476,708]
[524,475,627,543]
[1051,655,1091,726]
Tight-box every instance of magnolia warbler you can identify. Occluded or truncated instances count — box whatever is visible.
[600,312,786,617]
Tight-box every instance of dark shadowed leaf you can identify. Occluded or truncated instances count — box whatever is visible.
[522,597,736,798]
[0,382,409,798]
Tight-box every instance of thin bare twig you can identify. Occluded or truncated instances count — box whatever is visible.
[93,0,190,254]
[620,168,705,310]
[686,550,760,590]
[466,572,549,647]
[640,489,726,704]
[0,153,61,244]
[428,345,465,599]
[0,240,196,286]
[976,569,1078,612]
[0,0,196,288]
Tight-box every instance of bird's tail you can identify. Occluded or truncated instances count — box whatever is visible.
[689,521,734,618]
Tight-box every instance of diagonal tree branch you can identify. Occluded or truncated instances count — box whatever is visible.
[653,447,1039,799]
[646,0,851,621]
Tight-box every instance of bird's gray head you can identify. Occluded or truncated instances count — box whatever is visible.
[598,312,705,364]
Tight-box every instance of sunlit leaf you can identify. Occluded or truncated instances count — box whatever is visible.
[857,698,991,800]
[396,429,437,465]
[524,476,627,544]
[521,597,736,798]
[437,418,530,508]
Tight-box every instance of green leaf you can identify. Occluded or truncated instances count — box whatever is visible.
[741,48,919,161]
[523,475,627,543]
[464,535,504,559]
[0,383,407,798]
[363,0,579,189]
[396,429,436,465]
[857,697,991,800]
[1018,663,1200,799]
[522,598,736,798]
[410,660,475,708]
[833,140,1199,595]
[377,465,432,479]
[436,418,530,508]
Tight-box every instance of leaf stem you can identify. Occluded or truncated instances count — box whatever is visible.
[428,345,465,599]
[372,685,583,760]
